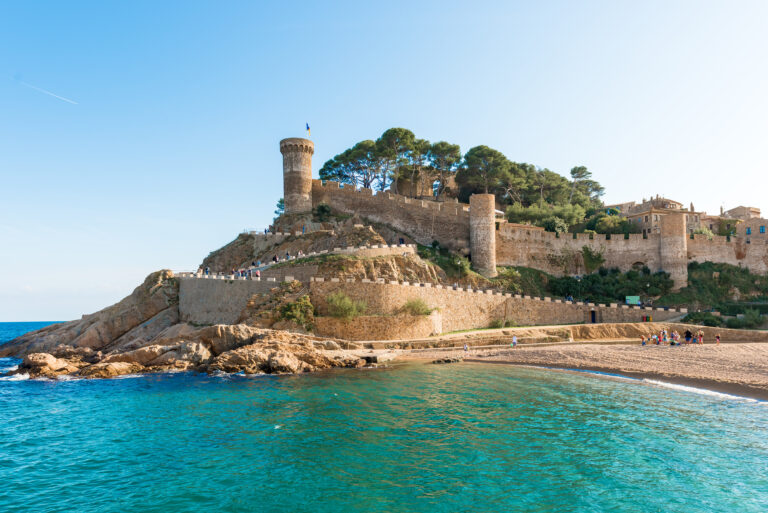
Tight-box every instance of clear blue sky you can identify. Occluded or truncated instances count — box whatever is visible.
[2,1,767,321]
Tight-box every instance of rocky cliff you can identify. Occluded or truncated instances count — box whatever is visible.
[1,270,367,379]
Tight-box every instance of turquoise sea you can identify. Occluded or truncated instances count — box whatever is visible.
[2,322,768,512]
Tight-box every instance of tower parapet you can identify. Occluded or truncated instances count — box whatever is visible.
[280,137,314,214]
[470,194,497,277]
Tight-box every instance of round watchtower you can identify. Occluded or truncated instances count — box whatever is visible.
[659,211,688,290]
[469,193,498,278]
[280,137,314,215]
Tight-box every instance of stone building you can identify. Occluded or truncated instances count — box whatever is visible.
[280,138,768,290]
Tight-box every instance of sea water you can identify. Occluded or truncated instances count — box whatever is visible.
[1,322,767,512]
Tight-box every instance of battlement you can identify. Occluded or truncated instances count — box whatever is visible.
[312,180,471,217]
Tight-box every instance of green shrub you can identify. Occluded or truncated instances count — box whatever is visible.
[278,295,315,330]
[488,319,504,329]
[313,203,332,222]
[326,292,367,319]
[399,299,433,316]
[581,246,605,273]
[682,312,723,327]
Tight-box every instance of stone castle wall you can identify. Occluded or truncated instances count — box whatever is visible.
[496,224,663,276]
[687,234,768,274]
[282,140,768,286]
[309,279,684,335]
[311,180,471,252]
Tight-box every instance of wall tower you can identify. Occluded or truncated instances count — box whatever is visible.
[280,137,314,215]
[659,211,688,290]
[469,194,497,277]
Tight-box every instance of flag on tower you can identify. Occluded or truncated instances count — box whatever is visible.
[306,123,310,137]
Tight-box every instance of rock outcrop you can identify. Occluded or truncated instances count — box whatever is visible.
[0,270,179,358]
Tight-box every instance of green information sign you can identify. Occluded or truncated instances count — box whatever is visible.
[626,296,641,305]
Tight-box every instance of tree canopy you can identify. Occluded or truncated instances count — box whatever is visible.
[319,128,607,231]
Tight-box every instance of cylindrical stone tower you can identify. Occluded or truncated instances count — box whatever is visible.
[659,211,688,290]
[469,193,497,277]
[280,137,314,215]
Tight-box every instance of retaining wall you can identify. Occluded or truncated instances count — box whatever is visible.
[314,313,441,341]
[178,276,285,325]
[309,278,685,334]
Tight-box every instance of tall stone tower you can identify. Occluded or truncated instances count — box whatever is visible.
[469,194,497,277]
[280,137,314,215]
[659,211,688,290]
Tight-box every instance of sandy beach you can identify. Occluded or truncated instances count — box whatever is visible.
[402,342,768,401]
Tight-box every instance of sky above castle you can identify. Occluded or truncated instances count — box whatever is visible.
[2,0,767,320]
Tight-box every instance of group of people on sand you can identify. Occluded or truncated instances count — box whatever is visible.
[641,328,721,346]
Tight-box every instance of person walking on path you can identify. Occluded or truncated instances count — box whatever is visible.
[512,335,518,348]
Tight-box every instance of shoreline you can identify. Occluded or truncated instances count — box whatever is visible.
[399,342,768,402]
[461,359,768,402]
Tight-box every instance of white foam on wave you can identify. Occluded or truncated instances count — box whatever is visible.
[111,374,145,380]
[56,375,84,382]
[0,372,30,381]
[642,379,763,403]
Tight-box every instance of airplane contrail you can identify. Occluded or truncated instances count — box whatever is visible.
[19,81,78,104]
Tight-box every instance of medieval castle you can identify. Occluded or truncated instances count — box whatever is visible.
[280,137,768,290]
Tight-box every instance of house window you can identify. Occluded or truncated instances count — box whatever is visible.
[644,215,649,223]
[761,226,766,234]
[709,224,713,230]
[746,227,752,235]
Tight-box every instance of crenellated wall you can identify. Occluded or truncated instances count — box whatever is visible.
[311,180,471,252]
[309,278,685,336]
[278,139,768,287]
[687,233,768,274]
[496,223,663,276]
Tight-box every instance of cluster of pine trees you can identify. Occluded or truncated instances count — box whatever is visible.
[319,128,627,233]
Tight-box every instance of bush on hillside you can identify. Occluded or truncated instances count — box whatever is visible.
[681,312,723,327]
[399,299,433,316]
[278,295,315,330]
[548,267,673,304]
[326,292,367,319]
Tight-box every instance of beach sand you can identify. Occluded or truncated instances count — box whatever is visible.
[401,343,768,401]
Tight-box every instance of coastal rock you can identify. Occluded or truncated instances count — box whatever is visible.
[0,270,179,358]
[78,361,145,379]
[18,353,82,378]
[207,341,365,375]
[267,351,305,373]
[431,357,463,364]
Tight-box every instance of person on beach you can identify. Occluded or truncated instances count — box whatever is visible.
[716,334,721,344]
[684,330,692,344]
[641,335,646,346]
[254,269,261,279]
[698,330,705,345]
[512,335,518,348]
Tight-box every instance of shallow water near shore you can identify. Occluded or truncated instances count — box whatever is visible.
[2,323,768,512]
